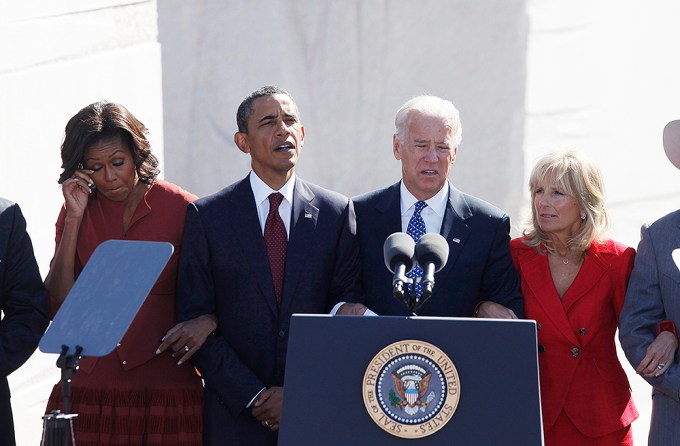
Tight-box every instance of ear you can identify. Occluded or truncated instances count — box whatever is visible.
[451,146,457,164]
[393,134,402,160]
[299,125,305,146]
[234,132,249,154]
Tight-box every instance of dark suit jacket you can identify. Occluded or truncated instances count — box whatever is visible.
[0,198,49,446]
[176,175,362,445]
[512,238,637,437]
[353,182,523,317]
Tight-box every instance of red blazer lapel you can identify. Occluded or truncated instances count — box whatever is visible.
[517,247,580,345]
[560,244,608,313]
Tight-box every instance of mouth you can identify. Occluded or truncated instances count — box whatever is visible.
[421,169,438,176]
[274,142,295,153]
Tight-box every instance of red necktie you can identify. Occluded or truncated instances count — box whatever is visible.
[264,193,287,305]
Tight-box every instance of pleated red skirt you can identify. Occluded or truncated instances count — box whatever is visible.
[46,351,202,445]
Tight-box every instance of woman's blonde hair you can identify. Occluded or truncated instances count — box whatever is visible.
[522,149,609,254]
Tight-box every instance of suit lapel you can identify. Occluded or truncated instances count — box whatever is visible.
[229,177,279,316]
[517,248,580,345]
[437,185,471,276]
[561,244,608,313]
[373,182,402,248]
[280,178,318,314]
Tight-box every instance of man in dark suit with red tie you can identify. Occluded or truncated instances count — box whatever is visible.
[0,197,49,446]
[175,86,364,445]
[353,95,523,318]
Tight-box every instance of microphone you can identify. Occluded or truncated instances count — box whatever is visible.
[383,233,416,306]
[414,233,449,302]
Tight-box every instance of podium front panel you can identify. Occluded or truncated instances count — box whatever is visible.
[280,315,543,445]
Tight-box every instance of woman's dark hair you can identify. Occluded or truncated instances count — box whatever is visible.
[58,101,159,184]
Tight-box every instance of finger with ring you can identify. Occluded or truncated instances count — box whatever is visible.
[264,420,272,427]
[658,363,666,369]
[184,345,190,352]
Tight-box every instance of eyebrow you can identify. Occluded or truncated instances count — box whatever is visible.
[84,149,126,161]
[257,114,276,124]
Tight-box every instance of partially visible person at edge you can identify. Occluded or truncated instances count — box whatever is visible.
[619,119,680,446]
[175,85,365,445]
[0,198,49,446]
[44,101,216,445]
[353,95,523,318]
[510,149,641,445]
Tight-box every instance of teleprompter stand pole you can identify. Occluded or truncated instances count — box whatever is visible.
[41,344,83,446]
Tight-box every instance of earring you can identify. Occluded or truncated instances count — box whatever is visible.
[580,212,586,221]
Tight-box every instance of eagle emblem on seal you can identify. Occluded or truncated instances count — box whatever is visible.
[390,364,434,415]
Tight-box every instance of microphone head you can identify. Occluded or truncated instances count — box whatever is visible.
[383,232,415,273]
[415,233,449,272]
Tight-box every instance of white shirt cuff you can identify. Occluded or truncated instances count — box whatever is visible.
[246,387,267,408]
[330,301,378,316]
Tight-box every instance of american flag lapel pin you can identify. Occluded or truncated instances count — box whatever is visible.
[305,212,313,219]
[452,238,461,244]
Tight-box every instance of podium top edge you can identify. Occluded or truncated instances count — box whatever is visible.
[291,313,536,325]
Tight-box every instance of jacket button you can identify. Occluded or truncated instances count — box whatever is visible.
[278,330,286,338]
[571,348,580,357]
[538,344,546,353]
[579,328,587,335]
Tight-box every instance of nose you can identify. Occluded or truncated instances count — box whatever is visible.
[103,166,116,182]
[275,119,291,136]
[423,144,438,162]
[535,194,549,208]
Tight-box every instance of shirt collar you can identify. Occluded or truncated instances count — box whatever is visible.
[399,181,449,218]
[249,171,296,207]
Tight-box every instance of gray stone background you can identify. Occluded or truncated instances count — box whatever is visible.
[2,1,680,444]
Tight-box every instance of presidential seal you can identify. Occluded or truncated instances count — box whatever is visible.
[362,340,460,439]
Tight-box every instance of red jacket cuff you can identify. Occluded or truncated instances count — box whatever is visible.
[658,320,677,337]
[474,301,486,318]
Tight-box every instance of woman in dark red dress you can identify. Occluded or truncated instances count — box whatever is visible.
[45,101,214,445]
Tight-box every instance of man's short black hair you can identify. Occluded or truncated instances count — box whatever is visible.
[236,85,297,133]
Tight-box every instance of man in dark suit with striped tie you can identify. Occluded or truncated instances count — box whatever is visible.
[175,86,364,445]
[353,95,523,318]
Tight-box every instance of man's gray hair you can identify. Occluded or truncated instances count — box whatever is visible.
[394,95,462,146]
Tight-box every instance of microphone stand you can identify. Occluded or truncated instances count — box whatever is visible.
[394,277,436,317]
[42,344,82,446]
[393,276,420,317]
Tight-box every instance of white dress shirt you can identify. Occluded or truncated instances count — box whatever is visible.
[249,171,296,236]
[399,181,449,235]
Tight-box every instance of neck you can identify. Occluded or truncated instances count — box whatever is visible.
[404,183,442,202]
[124,180,149,210]
[254,168,294,191]
[547,234,570,254]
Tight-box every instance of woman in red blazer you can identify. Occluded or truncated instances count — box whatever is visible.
[510,150,639,445]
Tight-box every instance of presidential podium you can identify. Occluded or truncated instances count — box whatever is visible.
[279,315,543,445]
